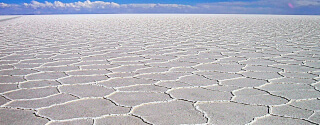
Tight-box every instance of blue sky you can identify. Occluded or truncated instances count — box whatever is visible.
[0,0,319,15]
[1,0,256,4]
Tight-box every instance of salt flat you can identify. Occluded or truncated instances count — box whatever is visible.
[0,14,319,125]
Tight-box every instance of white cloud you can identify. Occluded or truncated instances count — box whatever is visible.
[23,0,121,9]
[121,4,157,8]
[19,0,195,13]
[53,1,65,8]
[25,0,188,10]
[0,3,11,8]
[294,0,320,7]
[24,1,48,9]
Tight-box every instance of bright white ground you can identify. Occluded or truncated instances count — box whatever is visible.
[0,14,319,125]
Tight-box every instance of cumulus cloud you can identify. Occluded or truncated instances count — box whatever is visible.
[15,0,195,14]
[0,0,319,15]
[23,0,120,9]
[0,3,11,8]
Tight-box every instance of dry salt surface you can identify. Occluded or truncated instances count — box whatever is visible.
[0,14,320,125]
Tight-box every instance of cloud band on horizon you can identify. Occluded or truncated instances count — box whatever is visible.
[0,0,320,15]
